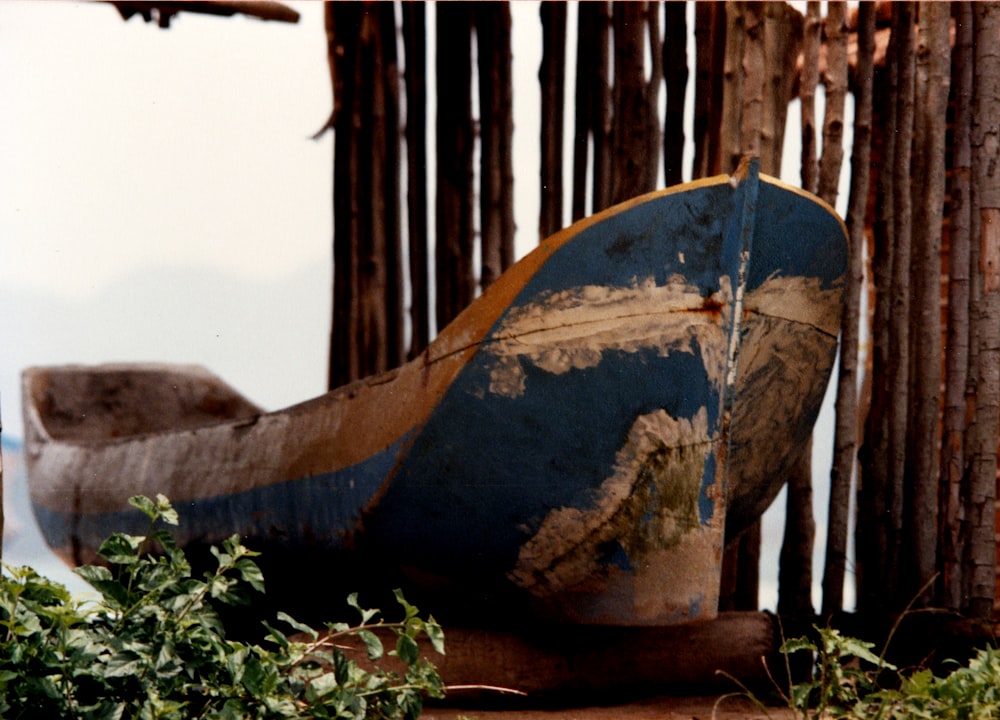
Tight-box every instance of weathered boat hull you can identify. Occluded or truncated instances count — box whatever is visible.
[24,162,846,626]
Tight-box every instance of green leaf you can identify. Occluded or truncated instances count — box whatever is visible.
[424,619,446,656]
[393,588,420,620]
[97,533,145,565]
[395,633,419,666]
[277,611,318,641]
[236,558,266,594]
[154,494,179,525]
[129,495,159,521]
[347,593,380,625]
[359,630,384,661]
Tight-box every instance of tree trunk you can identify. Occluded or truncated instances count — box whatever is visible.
[539,1,566,241]
[327,4,400,387]
[798,1,821,194]
[965,1,1000,620]
[645,3,663,192]
[738,2,764,161]
[476,2,514,287]
[662,1,687,186]
[592,2,612,213]
[817,1,847,207]
[719,1,745,173]
[692,2,726,179]
[571,3,600,221]
[759,2,802,176]
[778,448,816,617]
[435,3,475,331]
[857,16,897,618]
[905,0,950,607]
[823,0,874,618]
[328,3,361,388]
[402,3,429,359]
[611,1,654,204]
[939,1,973,612]
[886,1,916,612]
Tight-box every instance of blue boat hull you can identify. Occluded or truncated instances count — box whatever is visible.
[24,162,846,625]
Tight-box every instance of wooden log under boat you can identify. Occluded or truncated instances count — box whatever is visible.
[23,160,846,626]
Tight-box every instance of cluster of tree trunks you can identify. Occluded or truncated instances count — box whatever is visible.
[321,2,1000,623]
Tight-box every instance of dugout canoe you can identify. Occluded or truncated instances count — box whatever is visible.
[23,160,847,626]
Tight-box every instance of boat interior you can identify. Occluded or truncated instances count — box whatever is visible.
[24,364,262,444]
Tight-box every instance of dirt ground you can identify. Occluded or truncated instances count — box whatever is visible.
[422,695,794,720]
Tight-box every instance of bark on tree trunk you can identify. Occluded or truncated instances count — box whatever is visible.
[823,0,874,618]
[817,1,847,207]
[940,1,974,612]
[662,2,687,187]
[592,2,612,213]
[571,3,601,222]
[692,2,726,179]
[719,2,746,174]
[857,20,897,618]
[403,3,429,359]
[476,2,514,287]
[435,3,475,332]
[611,1,654,204]
[886,1,916,612]
[798,1,821,194]
[328,3,402,387]
[738,2,764,162]
[759,2,801,176]
[906,0,949,607]
[539,1,566,241]
[965,1,1000,620]
[645,2,663,192]
[779,448,816,617]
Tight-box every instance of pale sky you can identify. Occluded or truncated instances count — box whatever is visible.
[0,0,850,610]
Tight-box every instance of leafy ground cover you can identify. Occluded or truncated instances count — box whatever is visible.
[0,494,445,719]
[724,624,1000,719]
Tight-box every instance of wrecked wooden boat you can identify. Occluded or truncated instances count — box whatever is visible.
[23,160,846,626]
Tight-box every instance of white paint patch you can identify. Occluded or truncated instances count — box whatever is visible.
[510,407,725,624]
[743,273,844,336]
[483,275,733,398]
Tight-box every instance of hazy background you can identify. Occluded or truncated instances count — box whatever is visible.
[1,1,850,610]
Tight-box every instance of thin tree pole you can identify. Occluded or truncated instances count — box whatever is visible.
[885,1,915,612]
[822,0,874,618]
[611,1,653,204]
[539,1,566,241]
[799,1,821,194]
[759,2,802,176]
[592,2,612,213]
[328,3,363,388]
[940,1,973,611]
[662,1,687,186]
[719,1,745,173]
[435,3,475,331]
[376,2,404,373]
[402,3,429,358]
[571,4,597,221]
[905,0,949,606]
[692,2,725,179]
[738,2,764,161]
[476,2,514,287]
[857,7,897,618]
[645,2,663,192]
[816,1,847,207]
[965,1,1000,620]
